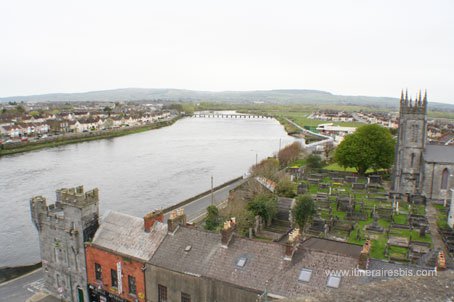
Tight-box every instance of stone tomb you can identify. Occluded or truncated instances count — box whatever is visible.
[297,183,308,195]
[408,214,428,229]
[352,183,367,190]
[307,217,326,235]
[345,176,358,183]
[366,213,384,233]
[336,196,351,212]
[376,207,393,221]
[368,175,382,184]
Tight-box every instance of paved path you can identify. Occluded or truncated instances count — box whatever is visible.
[426,202,447,252]
[0,269,44,302]
[164,177,247,222]
[426,201,453,267]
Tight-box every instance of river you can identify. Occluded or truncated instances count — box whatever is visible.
[0,114,294,268]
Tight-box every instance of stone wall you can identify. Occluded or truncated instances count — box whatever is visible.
[145,265,262,302]
[30,186,99,302]
[422,162,454,200]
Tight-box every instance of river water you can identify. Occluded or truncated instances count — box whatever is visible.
[0,114,294,267]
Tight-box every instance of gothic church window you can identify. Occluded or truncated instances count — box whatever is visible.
[441,168,449,190]
[411,153,415,167]
[411,125,419,143]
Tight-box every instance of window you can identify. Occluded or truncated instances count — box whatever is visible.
[410,153,415,167]
[236,256,247,267]
[95,263,102,281]
[298,268,312,282]
[128,275,137,295]
[158,284,167,302]
[181,292,191,302]
[111,269,118,288]
[441,168,449,190]
[327,275,341,288]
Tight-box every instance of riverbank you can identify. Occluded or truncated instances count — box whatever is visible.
[0,116,181,157]
[0,263,41,284]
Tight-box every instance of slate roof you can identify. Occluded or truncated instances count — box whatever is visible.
[149,226,221,276]
[424,144,454,164]
[301,237,362,258]
[150,227,368,298]
[91,211,167,262]
[205,236,286,293]
[290,270,454,302]
[268,247,362,298]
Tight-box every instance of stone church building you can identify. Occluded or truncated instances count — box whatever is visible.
[393,90,454,201]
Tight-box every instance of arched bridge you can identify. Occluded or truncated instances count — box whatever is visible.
[192,113,272,119]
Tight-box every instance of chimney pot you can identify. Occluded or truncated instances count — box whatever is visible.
[167,208,187,234]
[144,210,164,232]
[221,218,236,247]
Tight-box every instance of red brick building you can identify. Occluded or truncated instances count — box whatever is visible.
[86,210,166,302]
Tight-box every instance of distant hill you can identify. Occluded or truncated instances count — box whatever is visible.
[1,88,453,111]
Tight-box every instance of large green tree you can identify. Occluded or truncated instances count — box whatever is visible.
[247,193,278,225]
[334,124,395,175]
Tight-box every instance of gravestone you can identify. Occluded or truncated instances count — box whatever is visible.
[345,176,357,183]
[332,177,344,184]
[410,194,426,205]
[352,183,367,190]
[319,183,330,190]
[366,213,384,233]
[369,175,382,184]
[297,183,308,195]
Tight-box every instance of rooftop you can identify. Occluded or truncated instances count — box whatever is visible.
[149,227,368,298]
[288,270,454,302]
[424,144,454,164]
[91,211,167,262]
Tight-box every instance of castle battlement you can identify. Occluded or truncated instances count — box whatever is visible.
[30,186,99,231]
[399,89,427,115]
[29,186,100,302]
[56,185,99,206]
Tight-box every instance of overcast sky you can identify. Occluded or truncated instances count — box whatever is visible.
[1,0,453,104]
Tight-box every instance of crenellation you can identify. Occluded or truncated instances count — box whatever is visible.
[30,186,99,302]
[56,186,99,207]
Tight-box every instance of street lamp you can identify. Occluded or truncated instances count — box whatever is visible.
[250,149,258,166]
[211,176,214,205]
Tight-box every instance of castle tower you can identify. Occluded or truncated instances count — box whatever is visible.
[30,186,99,302]
[392,90,428,195]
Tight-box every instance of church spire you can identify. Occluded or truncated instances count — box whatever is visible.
[423,89,428,111]
[405,89,409,107]
[400,90,404,108]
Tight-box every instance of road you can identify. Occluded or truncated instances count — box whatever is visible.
[164,177,247,222]
[0,269,45,302]
[0,177,247,301]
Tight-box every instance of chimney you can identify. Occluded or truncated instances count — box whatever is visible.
[358,240,371,270]
[167,208,187,234]
[144,210,164,233]
[221,218,236,248]
[284,228,301,261]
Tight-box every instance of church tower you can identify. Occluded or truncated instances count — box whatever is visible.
[392,90,428,195]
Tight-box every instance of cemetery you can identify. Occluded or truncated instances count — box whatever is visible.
[298,170,433,262]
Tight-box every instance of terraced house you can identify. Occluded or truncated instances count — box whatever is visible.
[146,214,378,302]
[85,210,167,302]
